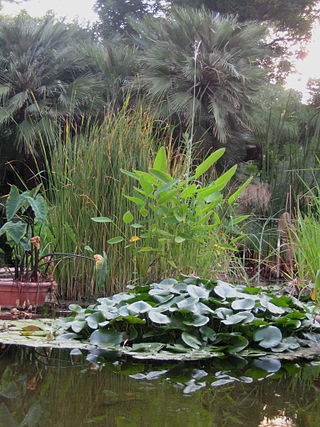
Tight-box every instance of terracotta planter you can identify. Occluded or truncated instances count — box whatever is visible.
[0,278,56,308]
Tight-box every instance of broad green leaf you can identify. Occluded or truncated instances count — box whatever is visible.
[220,333,249,353]
[70,320,86,333]
[148,311,171,324]
[0,221,26,243]
[149,168,173,183]
[91,217,113,223]
[260,296,285,314]
[139,207,148,217]
[194,148,225,179]
[228,176,253,205]
[123,211,134,223]
[107,236,124,244]
[87,312,106,330]
[187,285,210,299]
[200,326,216,342]
[27,194,48,223]
[90,330,124,347]
[231,298,255,310]
[124,195,145,206]
[181,184,198,198]
[222,311,255,325]
[181,332,202,349]
[120,169,140,180]
[128,301,152,314]
[6,185,23,220]
[212,165,237,190]
[153,146,168,172]
[184,314,209,327]
[254,326,282,349]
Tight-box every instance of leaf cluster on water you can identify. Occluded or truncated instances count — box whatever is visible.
[60,277,320,360]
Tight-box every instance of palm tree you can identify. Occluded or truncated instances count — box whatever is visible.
[0,15,104,153]
[131,7,267,148]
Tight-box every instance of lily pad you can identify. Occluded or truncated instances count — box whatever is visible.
[254,326,282,349]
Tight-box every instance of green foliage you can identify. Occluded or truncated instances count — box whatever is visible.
[61,276,320,360]
[94,0,164,37]
[170,0,319,43]
[0,15,103,153]
[43,106,161,298]
[93,146,252,281]
[0,185,49,278]
[131,7,267,144]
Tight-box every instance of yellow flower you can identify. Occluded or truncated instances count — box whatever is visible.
[30,236,40,250]
[94,254,104,265]
[129,236,140,243]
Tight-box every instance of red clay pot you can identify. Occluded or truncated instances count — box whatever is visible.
[0,278,55,308]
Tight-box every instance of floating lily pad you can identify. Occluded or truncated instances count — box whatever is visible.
[254,326,282,349]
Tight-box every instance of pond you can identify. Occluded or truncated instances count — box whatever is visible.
[1,347,320,427]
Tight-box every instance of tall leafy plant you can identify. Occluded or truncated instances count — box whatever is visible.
[93,146,252,281]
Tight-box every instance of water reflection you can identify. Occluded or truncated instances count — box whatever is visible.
[0,347,320,426]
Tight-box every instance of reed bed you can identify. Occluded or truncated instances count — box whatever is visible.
[42,107,162,299]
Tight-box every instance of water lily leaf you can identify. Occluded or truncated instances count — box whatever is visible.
[86,312,106,330]
[198,303,214,314]
[159,278,178,286]
[274,317,301,329]
[219,334,249,353]
[177,297,199,310]
[148,311,171,324]
[231,298,255,310]
[70,321,86,333]
[164,344,189,353]
[127,301,152,314]
[184,315,209,327]
[254,357,281,373]
[271,337,300,352]
[254,326,282,349]
[213,281,244,299]
[90,330,124,347]
[214,308,234,319]
[200,326,216,342]
[260,296,285,314]
[187,285,210,299]
[181,332,202,349]
[69,304,83,313]
[222,311,255,325]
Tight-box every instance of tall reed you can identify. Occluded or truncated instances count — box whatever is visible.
[41,106,163,299]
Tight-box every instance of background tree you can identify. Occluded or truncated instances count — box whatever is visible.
[94,0,167,38]
[169,0,319,44]
[131,7,266,157]
[0,14,103,153]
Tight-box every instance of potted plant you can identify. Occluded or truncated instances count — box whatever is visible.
[0,186,107,307]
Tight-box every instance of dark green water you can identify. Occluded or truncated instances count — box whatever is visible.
[0,347,320,427]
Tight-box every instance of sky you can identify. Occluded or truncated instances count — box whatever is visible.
[2,0,320,100]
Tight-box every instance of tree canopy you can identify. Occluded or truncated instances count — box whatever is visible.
[170,0,319,43]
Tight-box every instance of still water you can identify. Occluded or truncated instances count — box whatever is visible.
[0,347,320,427]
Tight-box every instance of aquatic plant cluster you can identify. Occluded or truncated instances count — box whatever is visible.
[61,277,320,360]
